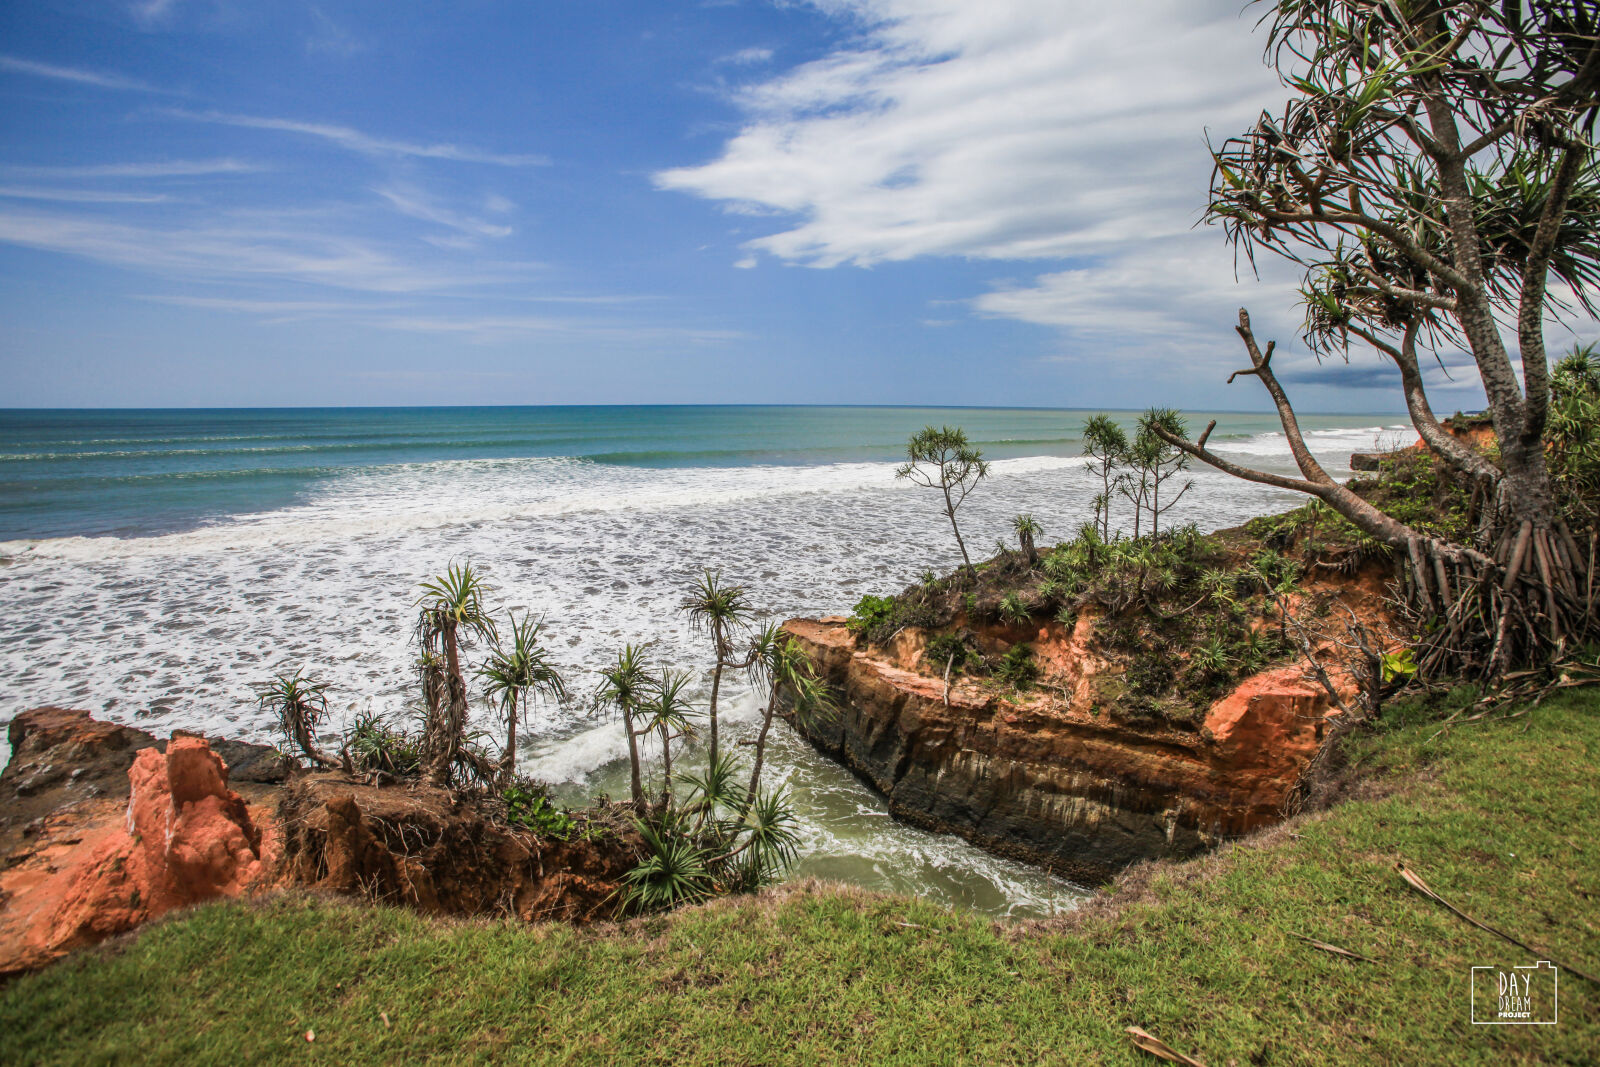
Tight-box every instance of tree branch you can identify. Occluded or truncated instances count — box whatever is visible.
[1518,142,1583,443]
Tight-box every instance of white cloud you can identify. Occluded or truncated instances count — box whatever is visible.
[0,208,529,293]
[0,186,171,204]
[0,54,158,93]
[718,47,775,66]
[168,110,549,167]
[657,0,1281,268]
[0,159,260,180]
[375,185,514,240]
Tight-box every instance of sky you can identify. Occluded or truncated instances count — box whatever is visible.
[0,0,1585,411]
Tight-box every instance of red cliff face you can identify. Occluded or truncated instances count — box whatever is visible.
[0,720,276,975]
[782,618,1337,884]
[0,707,642,977]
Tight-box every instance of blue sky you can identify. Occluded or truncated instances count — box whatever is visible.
[0,1,1573,410]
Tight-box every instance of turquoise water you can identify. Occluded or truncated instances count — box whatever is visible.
[0,406,1401,540]
[0,404,1409,916]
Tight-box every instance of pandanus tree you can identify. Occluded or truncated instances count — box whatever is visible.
[253,668,340,769]
[416,562,496,785]
[1153,0,1600,678]
[1012,514,1044,566]
[478,612,567,784]
[681,569,753,771]
[638,668,697,810]
[595,644,651,812]
[740,623,835,815]
[1082,414,1129,540]
[896,425,990,579]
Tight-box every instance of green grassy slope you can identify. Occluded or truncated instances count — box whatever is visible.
[3,691,1596,1065]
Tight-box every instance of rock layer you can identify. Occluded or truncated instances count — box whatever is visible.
[783,618,1336,884]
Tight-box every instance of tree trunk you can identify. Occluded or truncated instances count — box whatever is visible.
[744,689,779,814]
[658,722,673,811]
[622,705,644,813]
[500,689,519,783]
[708,619,724,770]
[942,485,975,577]
[425,623,467,787]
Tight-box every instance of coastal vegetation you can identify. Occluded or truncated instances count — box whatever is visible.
[896,425,990,578]
[1151,0,1600,680]
[6,686,1595,1064]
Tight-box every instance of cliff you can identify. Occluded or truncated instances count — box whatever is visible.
[782,614,1347,884]
[0,707,640,976]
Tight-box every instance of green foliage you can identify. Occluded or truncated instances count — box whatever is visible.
[846,594,898,638]
[251,668,333,766]
[502,784,575,839]
[1380,648,1418,685]
[344,712,422,777]
[993,643,1039,691]
[622,754,804,914]
[621,816,715,911]
[1549,343,1600,531]
[996,592,1031,627]
[923,631,979,676]
[845,592,938,646]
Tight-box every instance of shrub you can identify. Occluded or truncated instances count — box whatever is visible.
[503,783,574,839]
[993,644,1039,690]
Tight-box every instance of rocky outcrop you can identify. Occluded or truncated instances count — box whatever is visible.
[0,707,641,976]
[783,618,1337,884]
[0,710,282,975]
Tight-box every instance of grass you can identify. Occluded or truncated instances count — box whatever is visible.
[3,690,1598,1065]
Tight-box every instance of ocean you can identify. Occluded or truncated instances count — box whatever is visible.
[0,405,1410,916]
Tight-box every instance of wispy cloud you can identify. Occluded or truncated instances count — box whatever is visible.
[717,47,774,66]
[375,185,513,240]
[0,159,261,180]
[305,7,364,58]
[169,109,549,166]
[0,54,159,93]
[130,0,183,25]
[0,186,172,204]
[0,208,533,293]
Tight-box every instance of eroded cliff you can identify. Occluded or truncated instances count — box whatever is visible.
[782,615,1346,883]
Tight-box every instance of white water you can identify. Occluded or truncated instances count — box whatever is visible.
[0,423,1404,916]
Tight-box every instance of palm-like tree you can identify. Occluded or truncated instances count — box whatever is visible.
[1012,514,1043,566]
[741,623,834,814]
[252,667,340,769]
[638,668,696,810]
[416,562,497,786]
[478,612,567,784]
[595,644,651,812]
[680,570,753,770]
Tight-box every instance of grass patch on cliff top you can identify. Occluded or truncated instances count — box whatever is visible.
[3,689,1598,1065]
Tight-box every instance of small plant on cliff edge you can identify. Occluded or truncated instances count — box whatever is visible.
[844,598,896,639]
[1012,514,1043,566]
[925,631,979,677]
[896,425,989,579]
[345,711,422,777]
[997,592,1031,627]
[503,782,575,839]
[253,668,341,770]
[993,644,1039,691]
[479,612,568,786]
